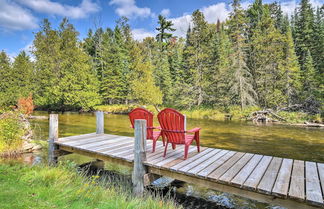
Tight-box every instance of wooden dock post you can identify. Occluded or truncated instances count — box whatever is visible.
[48,114,58,166]
[132,119,147,197]
[96,111,104,134]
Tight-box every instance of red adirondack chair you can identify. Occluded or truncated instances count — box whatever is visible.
[129,107,163,152]
[157,108,201,159]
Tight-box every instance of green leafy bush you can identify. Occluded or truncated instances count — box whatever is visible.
[0,112,24,155]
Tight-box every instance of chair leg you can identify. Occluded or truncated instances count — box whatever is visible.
[184,145,189,159]
[196,133,200,152]
[172,143,176,150]
[162,135,165,146]
[152,140,156,153]
[163,142,169,157]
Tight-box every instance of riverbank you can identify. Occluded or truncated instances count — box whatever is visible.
[0,161,178,209]
[94,104,322,124]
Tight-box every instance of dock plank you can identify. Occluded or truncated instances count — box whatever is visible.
[58,133,97,142]
[288,160,305,201]
[243,156,272,190]
[305,161,323,205]
[178,149,221,173]
[61,135,117,146]
[75,137,131,149]
[231,154,263,187]
[208,152,245,180]
[154,146,197,167]
[317,163,324,195]
[187,150,228,175]
[170,148,214,171]
[257,157,283,194]
[272,158,293,197]
[219,153,254,183]
[198,151,236,178]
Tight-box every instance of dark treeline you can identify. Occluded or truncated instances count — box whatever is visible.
[0,0,323,113]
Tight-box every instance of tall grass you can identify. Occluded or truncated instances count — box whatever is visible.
[0,161,179,209]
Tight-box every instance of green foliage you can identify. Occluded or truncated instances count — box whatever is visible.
[0,112,24,155]
[0,162,179,209]
[33,19,100,111]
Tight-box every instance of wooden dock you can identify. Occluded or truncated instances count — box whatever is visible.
[48,113,324,209]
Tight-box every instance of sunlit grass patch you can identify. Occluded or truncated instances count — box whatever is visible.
[0,162,179,209]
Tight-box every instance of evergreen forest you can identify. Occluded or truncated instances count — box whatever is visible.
[0,0,323,115]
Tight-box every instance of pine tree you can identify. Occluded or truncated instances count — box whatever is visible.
[156,15,176,46]
[312,7,324,75]
[281,25,302,106]
[183,10,212,106]
[303,50,317,95]
[0,51,13,107]
[294,0,315,69]
[129,43,163,105]
[248,4,285,107]
[33,18,100,111]
[227,0,256,109]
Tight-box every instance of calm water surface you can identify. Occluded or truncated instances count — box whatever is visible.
[31,111,324,162]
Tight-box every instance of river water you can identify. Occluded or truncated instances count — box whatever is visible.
[31,111,324,162]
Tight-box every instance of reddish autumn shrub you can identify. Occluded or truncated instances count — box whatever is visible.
[17,94,34,115]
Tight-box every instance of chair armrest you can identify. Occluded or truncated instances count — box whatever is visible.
[187,127,201,133]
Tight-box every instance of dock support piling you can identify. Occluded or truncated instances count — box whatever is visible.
[96,111,104,134]
[132,119,147,197]
[48,114,59,166]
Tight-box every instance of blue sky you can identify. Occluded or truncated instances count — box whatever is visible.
[0,0,322,59]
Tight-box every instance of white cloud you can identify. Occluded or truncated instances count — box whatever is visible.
[132,28,155,41]
[109,0,152,18]
[201,3,230,23]
[0,0,38,31]
[160,9,170,17]
[169,3,230,37]
[15,0,100,19]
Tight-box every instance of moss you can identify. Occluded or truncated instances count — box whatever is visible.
[0,161,179,209]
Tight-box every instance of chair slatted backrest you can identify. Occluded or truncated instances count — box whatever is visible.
[129,107,154,139]
[157,108,186,144]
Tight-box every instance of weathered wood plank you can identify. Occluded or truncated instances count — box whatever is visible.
[73,136,127,148]
[60,135,114,146]
[219,153,254,183]
[148,145,186,164]
[243,156,272,190]
[317,163,324,195]
[197,151,236,178]
[96,111,104,134]
[170,148,214,171]
[231,154,263,187]
[208,152,245,180]
[58,133,97,142]
[257,157,282,194]
[154,146,198,167]
[91,139,134,152]
[305,161,323,205]
[288,160,305,201]
[178,149,221,173]
[101,141,135,154]
[132,119,147,197]
[48,114,58,165]
[161,147,208,169]
[76,136,131,149]
[272,158,293,197]
[187,150,228,175]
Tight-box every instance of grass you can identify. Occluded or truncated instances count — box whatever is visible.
[0,161,179,209]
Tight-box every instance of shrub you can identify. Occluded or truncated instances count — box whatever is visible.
[0,112,25,156]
